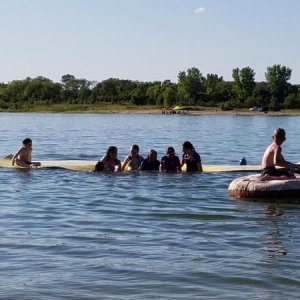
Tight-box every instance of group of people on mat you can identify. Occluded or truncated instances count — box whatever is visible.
[11,128,300,178]
[94,142,202,173]
[11,139,202,173]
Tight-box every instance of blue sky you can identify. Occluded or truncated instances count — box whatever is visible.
[1,0,299,84]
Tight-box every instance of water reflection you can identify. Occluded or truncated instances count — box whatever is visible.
[262,205,287,264]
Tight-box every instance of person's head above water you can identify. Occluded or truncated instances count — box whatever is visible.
[182,141,195,154]
[23,138,32,146]
[273,128,286,144]
[148,149,157,160]
[166,147,175,156]
[130,144,140,156]
[106,146,118,158]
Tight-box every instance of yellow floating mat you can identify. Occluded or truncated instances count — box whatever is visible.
[0,157,96,171]
[0,156,262,172]
[203,164,261,172]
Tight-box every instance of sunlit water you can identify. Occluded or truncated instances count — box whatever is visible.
[0,113,299,299]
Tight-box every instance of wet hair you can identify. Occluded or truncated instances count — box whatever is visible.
[148,149,157,159]
[131,144,139,153]
[94,161,104,172]
[23,138,32,145]
[182,141,195,151]
[166,147,175,155]
[106,146,118,158]
[273,128,286,140]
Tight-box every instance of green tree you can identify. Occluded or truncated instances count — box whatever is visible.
[61,74,91,103]
[162,83,177,108]
[265,64,292,104]
[0,78,30,105]
[232,67,255,101]
[24,76,61,103]
[177,67,204,105]
[146,82,163,105]
[253,82,271,105]
[204,74,224,104]
[131,83,149,105]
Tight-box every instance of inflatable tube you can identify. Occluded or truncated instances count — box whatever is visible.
[228,174,300,198]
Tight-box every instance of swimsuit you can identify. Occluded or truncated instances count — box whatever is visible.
[127,156,143,170]
[103,158,120,172]
[183,151,201,172]
[17,160,31,166]
[261,166,294,177]
[141,159,160,171]
[161,155,180,172]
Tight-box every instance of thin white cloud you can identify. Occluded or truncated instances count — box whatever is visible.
[194,7,206,14]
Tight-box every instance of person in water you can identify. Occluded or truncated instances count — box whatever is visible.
[94,161,104,172]
[261,128,299,180]
[99,146,122,172]
[122,144,144,171]
[160,147,181,172]
[141,149,160,171]
[181,141,203,172]
[12,138,41,169]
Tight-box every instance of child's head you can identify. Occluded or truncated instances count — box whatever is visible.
[148,149,157,160]
[182,141,194,154]
[23,138,32,146]
[166,147,175,156]
[273,128,286,144]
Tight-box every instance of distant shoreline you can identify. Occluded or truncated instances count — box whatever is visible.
[1,106,300,116]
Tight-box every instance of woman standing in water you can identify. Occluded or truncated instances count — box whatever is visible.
[122,144,144,171]
[181,141,203,172]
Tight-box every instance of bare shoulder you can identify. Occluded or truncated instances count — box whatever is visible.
[18,146,25,153]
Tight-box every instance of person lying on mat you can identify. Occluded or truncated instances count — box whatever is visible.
[12,138,41,169]
[261,128,299,180]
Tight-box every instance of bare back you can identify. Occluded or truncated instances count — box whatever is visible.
[261,142,284,168]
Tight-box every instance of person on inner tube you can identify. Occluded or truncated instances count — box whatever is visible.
[261,128,299,180]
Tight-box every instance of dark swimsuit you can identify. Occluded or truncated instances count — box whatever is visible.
[261,166,294,177]
[18,160,31,165]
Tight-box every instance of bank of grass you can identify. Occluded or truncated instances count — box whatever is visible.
[1,103,163,113]
[1,103,300,115]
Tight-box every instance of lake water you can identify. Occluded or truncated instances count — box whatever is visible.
[0,113,300,299]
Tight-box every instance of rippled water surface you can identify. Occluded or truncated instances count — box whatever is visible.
[0,113,300,299]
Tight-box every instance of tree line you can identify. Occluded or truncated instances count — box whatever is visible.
[0,65,299,111]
